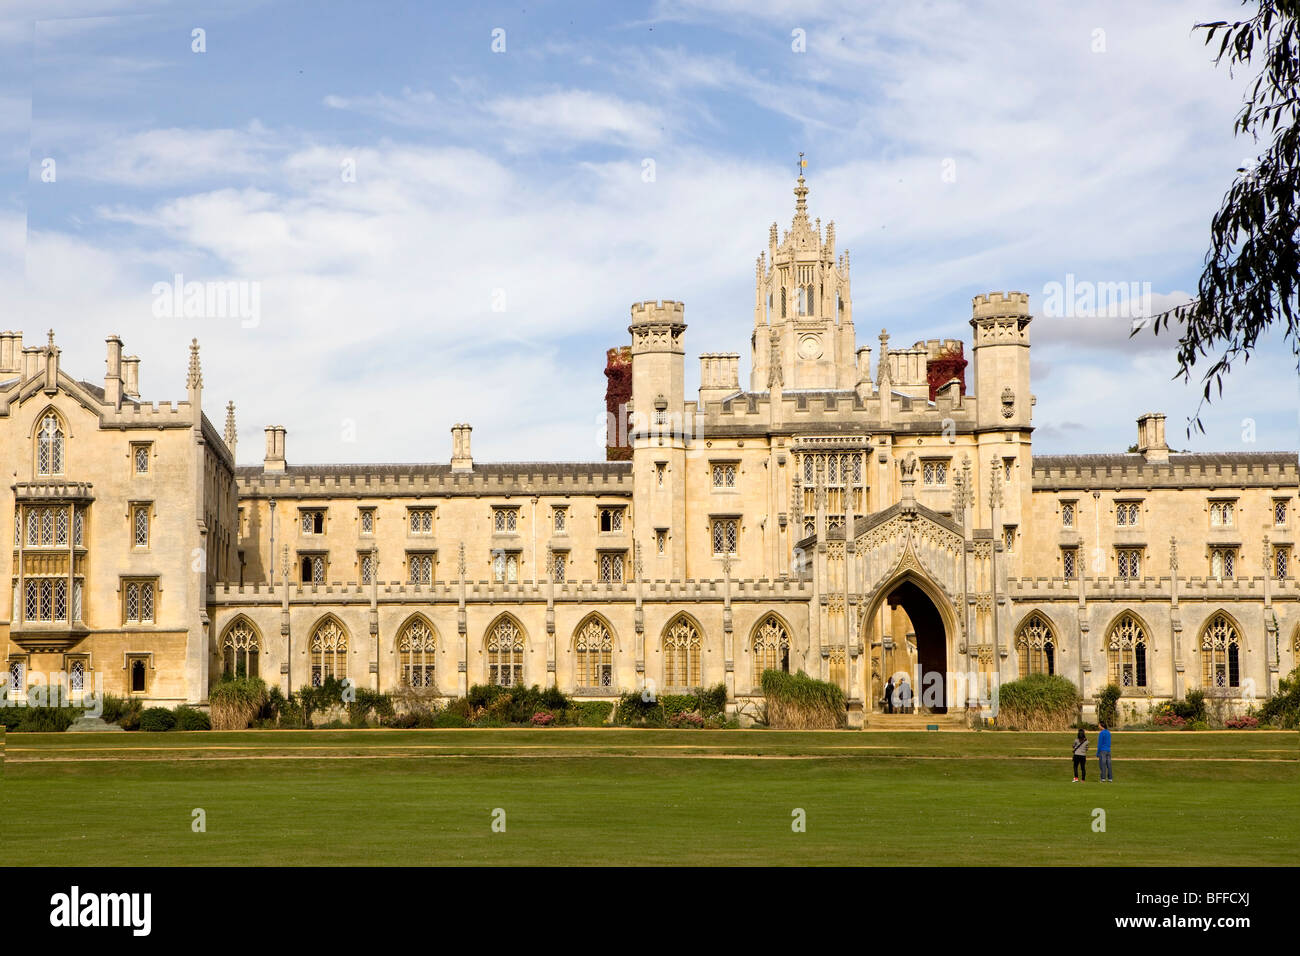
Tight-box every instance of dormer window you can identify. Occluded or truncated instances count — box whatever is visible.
[36,411,65,476]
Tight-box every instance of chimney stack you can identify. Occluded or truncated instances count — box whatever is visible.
[104,335,123,408]
[451,423,473,471]
[0,331,21,377]
[121,355,140,398]
[264,425,287,473]
[1136,412,1169,463]
[22,346,41,380]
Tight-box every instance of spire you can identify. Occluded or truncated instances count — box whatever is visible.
[876,329,892,386]
[223,401,237,452]
[186,338,202,391]
[793,174,809,225]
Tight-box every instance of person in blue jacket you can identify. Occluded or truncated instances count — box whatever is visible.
[1097,721,1113,782]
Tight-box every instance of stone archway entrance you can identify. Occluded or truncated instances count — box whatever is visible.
[865,576,952,714]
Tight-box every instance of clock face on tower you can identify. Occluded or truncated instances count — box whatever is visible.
[797,334,823,360]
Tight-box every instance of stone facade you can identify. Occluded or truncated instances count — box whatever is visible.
[3,178,1297,722]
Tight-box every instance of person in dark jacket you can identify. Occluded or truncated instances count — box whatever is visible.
[883,676,895,714]
[1072,728,1088,781]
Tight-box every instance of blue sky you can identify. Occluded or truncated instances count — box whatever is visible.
[0,0,1296,464]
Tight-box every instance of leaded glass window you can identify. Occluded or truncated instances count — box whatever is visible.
[663,617,701,689]
[310,619,348,686]
[1107,615,1147,688]
[1017,614,1056,677]
[37,413,64,476]
[399,619,436,688]
[751,615,790,687]
[711,518,738,556]
[575,617,613,689]
[487,618,524,687]
[222,620,260,679]
[1201,614,1240,689]
[599,552,624,583]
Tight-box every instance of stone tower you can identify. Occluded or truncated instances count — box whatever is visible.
[629,300,687,577]
[969,292,1032,431]
[750,174,856,391]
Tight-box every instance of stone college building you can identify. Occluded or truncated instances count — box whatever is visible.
[3,177,1297,724]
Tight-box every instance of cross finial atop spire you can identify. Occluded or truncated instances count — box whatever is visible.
[793,154,809,219]
[47,329,55,350]
[187,338,202,390]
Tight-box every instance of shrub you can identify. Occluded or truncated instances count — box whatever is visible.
[530,711,556,726]
[0,705,84,732]
[1170,689,1207,722]
[570,700,614,727]
[668,711,705,728]
[348,689,394,727]
[139,707,176,732]
[467,684,510,710]
[613,691,665,727]
[1154,712,1187,728]
[1259,667,1300,729]
[1224,715,1259,729]
[762,669,845,729]
[209,677,269,730]
[430,710,470,728]
[100,695,139,726]
[995,673,1080,731]
[173,706,211,731]
[1097,684,1122,727]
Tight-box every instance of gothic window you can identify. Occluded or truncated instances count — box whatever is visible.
[487,617,524,687]
[1201,613,1240,690]
[662,616,702,689]
[551,550,566,583]
[1274,499,1289,528]
[68,658,85,692]
[398,618,436,689]
[408,552,434,585]
[1002,525,1016,553]
[751,614,790,687]
[8,658,25,695]
[310,618,348,686]
[599,551,625,583]
[359,508,375,535]
[1016,614,1056,677]
[132,443,151,475]
[36,412,65,476]
[123,579,156,624]
[129,657,147,693]
[56,508,68,546]
[599,507,625,532]
[552,506,567,534]
[780,288,787,318]
[73,509,84,546]
[711,518,739,556]
[1107,614,1148,689]
[1208,500,1235,528]
[300,510,325,534]
[493,550,519,584]
[1210,547,1235,581]
[132,504,150,548]
[655,463,665,487]
[221,619,260,679]
[492,507,518,533]
[1116,549,1142,579]
[1115,501,1141,527]
[575,616,613,689]
[1002,457,1015,482]
[408,509,434,535]
[299,554,326,584]
[1061,501,1075,528]
[711,462,737,489]
[656,529,667,555]
[1276,546,1290,580]
[1062,547,1078,580]
[922,459,948,486]
[359,552,374,585]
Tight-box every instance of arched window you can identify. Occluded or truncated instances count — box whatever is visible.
[752,614,790,687]
[399,617,437,688]
[487,617,524,687]
[1107,614,1147,689]
[221,618,260,679]
[780,288,787,318]
[1201,613,1240,690]
[310,618,348,686]
[36,411,65,476]
[574,616,613,689]
[1016,613,1056,677]
[662,615,701,689]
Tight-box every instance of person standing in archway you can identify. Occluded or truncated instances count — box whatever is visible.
[883,675,895,714]
[1072,728,1088,782]
[897,675,912,714]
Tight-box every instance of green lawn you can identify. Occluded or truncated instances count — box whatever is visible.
[4,729,1296,866]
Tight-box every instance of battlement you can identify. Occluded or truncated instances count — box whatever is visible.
[916,338,965,360]
[972,291,1031,320]
[629,299,685,325]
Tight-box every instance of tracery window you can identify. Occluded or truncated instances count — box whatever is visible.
[1201,614,1240,690]
[487,618,524,687]
[36,412,65,476]
[398,618,437,688]
[492,507,518,533]
[662,616,701,689]
[310,618,348,686]
[751,615,790,687]
[1016,614,1056,677]
[1107,614,1147,689]
[575,617,613,689]
[1061,501,1075,528]
[711,518,739,556]
[359,508,375,535]
[1062,547,1078,580]
[599,507,625,533]
[408,552,434,585]
[301,510,326,534]
[1210,547,1236,581]
[221,619,260,679]
[599,551,625,583]
[493,551,519,584]
[408,509,434,535]
[123,579,156,624]
[1115,501,1141,527]
[711,463,737,489]
[1208,500,1236,528]
[1116,549,1142,579]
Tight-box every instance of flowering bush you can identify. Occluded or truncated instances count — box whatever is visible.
[1153,712,1187,728]
[530,711,555,726]
[1224,716,1259,729]
[667,711,705,728]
